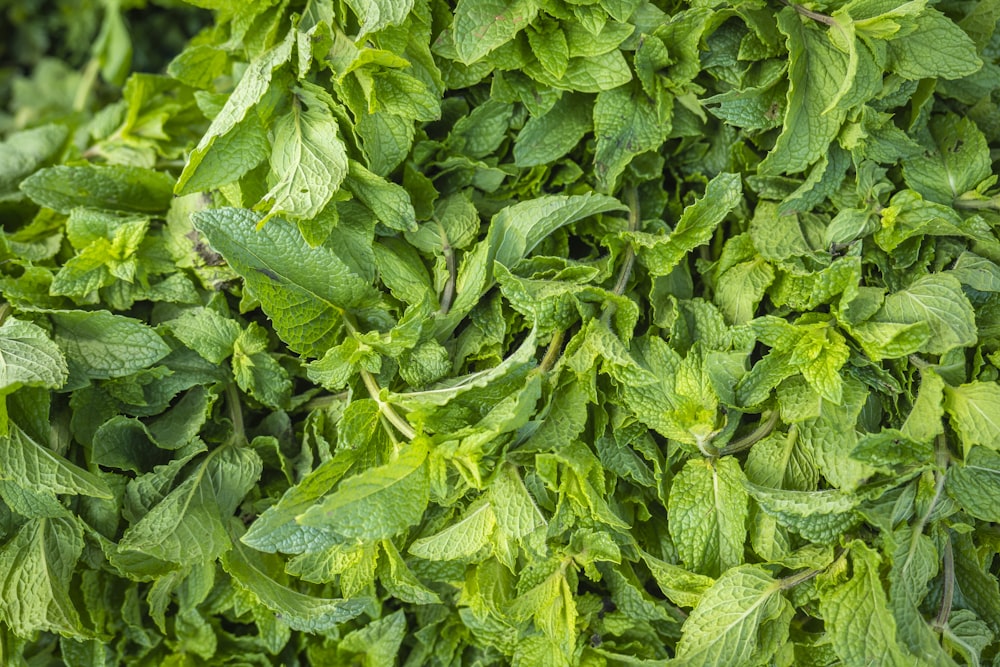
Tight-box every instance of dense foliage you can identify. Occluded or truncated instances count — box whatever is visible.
[3,0,1000,664]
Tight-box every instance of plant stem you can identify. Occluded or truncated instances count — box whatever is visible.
[912,436,950,540]
[540,329,566,372]
[612,187,641,297]
[778,0,837,25]
[933,532,954,631]
[720,410,780,456]
[437,219,456,315]
[225,383,247,445]
[361,368,417,440]
[302,391,349,411]
[780,566,822,590]
[74,58,101,112]
[341,312,417,440]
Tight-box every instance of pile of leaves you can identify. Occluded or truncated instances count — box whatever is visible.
[2,0,1000,664]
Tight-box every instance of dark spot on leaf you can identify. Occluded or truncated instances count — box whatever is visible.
[186,229,224,266]
[254,267,282,282]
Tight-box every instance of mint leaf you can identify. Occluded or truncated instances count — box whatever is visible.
[49,310,171,380]
[193,207,381,357]
[819,543,914,666]
[513,93,592,167]
[346,0,414,37]
[0,124,67,195]
[452,0,538,65]
[944,382,1000,456]
[119,445,262,565]
[0,421,112,498]
[903,114,992,205]
[258,100,348,223]
[223,537,368,632]
[948,447,1000,524]
[887,9,982,81]
[0,517,87,638]
[674,566,791,666]
[297,440,429,540]
[628,172,742,277]
[409,500,496,560]
[0,317,67,394]
[759,11,848,175]
[21,165,175,214]
[870,274,977,355]
[668,457,748,577]
[175,32,293,194]
[6,2,1000,663]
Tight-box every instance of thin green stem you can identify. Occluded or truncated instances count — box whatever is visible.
[340,312,416,440]
[612,187,641,297]
[361,369,417,441]
[720,410,780,456]
[225,383,247,445]
[540,329,566,372]
[778,0,837,25]
[933,533,954,631]
[0,303,11,327]
[74,58,101,112]
[780,566,822,590]
[302,391,349,411]
[437,219,456,315]
[914,436,950,537]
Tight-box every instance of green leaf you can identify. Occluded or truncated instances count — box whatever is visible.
[489,192,624,270]
[0,124,68,195]
[345,0,415,37]
[628,172,743,277]
[297,439,429,540]
[819,542,915,666]
[593,82,666,193]
[903,114,991,205]
[259,101,348,222]
[759,11,849,175]
[944,382,1000,456]
[343,161,418,232]
[193,207,381,357]
[48,310,171,380]
[870,274,977,355]
[513,93,592,167]
[119,445,262,565]
[489,464,545,540]
[668,457,749,577]
[377,539,441,605]
[409,500,496,560]
[387,328,537,411]
[0,317,67,395]
[165,307,241,365]
[20,165,175,214]
[641,551,715,609]
[0,421,112,498]
[887,9,982,81]
[745,483,861,543]
[673,565,791,667]
[452,0,538,65]
[223,536,368,632]
[241,453,358,554]
[176,32,293,194]
[947,447,1000,522]
[374,69,441,123]
[0,517,87,639]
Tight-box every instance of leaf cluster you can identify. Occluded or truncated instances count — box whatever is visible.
[2,0,1000,665]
